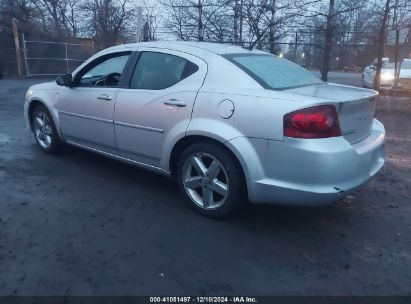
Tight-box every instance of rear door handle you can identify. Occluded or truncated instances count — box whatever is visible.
[164,99,187,107]
[97,94,112,101]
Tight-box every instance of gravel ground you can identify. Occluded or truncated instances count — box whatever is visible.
[0,76,410,296]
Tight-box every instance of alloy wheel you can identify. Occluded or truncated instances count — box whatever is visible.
[33,111,53,149]
[182,152,229,210]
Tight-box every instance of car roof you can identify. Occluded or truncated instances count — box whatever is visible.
[105,41,267,57]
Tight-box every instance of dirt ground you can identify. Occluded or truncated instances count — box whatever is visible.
[0,76,410,296]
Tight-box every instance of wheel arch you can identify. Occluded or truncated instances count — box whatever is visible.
[28,100,46,131]
[27,99,64,140]
[169,136,247,194]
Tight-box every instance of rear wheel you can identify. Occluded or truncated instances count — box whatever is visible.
[31,104,62,153]
[176,142,245,218]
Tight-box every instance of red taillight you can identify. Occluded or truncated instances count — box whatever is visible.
[283,105,341,139]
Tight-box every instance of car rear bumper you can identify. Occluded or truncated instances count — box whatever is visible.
[226,118,385,206]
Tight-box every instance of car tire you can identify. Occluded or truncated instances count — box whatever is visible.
[176,141,245,218]
[31,104,62,153]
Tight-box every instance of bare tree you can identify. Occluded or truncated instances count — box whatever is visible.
[82,0,136,48]
[243,0,322,52]
[35,0,69,37]
[303,0,365,80]
[142,3,157,41]
[374,0,391,90]
[244,0,269,49]
[161,0,197,40]
[162,0,233,42]
[0,0,40,30]
[64,0,81,37]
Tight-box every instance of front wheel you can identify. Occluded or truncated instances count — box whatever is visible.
[176,142,245,218]
[31,104,62,153]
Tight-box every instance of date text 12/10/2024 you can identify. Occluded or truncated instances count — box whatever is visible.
[149,297,258,303]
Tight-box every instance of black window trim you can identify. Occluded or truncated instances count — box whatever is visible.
[121,51,142,88]
[126,50,199,91]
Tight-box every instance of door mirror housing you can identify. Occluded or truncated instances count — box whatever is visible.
[56,74,73,86]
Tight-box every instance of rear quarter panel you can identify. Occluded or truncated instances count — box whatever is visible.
[187,87,329,142]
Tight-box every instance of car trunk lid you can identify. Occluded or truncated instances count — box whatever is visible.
[285,83,378,144]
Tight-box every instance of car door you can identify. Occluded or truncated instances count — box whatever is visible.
[55,51,131,153]
[114,49,207,167]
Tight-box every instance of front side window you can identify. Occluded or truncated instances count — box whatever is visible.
[130,52,199,90]
[78,53,130,87]
[223,54,323,90]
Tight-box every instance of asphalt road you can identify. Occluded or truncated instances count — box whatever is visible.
[0,73,410,296]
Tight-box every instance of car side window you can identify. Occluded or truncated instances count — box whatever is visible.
[130,52,199,90]
[77,53,130,87]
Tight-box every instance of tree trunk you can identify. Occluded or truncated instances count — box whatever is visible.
[374,0,391,91]
[233,0,239,43]
[239,0,243,44]
[269,0,276,54]
[197,0,203,41]
[143,21,149,41]
[321,0,335,81]
[52,4,61,37]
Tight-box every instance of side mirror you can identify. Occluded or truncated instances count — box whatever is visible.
[56,74,73,86]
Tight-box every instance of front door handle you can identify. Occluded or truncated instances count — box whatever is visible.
[164,99,187,107]
[97,94,112,101]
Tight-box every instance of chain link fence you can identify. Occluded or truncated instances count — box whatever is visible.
[242,42,381,70]
[0,47,17,78]
[22,37,94,77]
[1,30,409,78]
[0,31,17,78]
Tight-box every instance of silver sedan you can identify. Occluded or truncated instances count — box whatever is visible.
[24,42,385,217]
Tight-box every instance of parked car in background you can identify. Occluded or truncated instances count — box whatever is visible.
[343,65,362,73]
[24,42,385,217]
[362,58,411,92]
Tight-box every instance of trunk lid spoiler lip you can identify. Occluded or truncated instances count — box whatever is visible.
[283,82,378,103]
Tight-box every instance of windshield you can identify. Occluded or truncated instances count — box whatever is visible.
[382,60,411,69]
[223,54,323,90]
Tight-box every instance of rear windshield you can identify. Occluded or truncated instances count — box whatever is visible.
[223,54,323,90]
